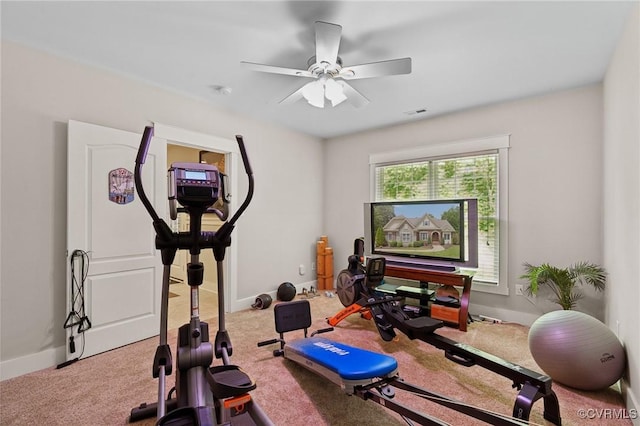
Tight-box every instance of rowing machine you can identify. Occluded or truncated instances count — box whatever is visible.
[258,300,531,426]
[327,251,562,425]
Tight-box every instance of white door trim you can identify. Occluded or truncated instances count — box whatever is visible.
[153,123,239,313]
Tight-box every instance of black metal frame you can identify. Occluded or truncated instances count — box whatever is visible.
[329,255,562,425]
[130,126,272,425]
[259,300,536,426]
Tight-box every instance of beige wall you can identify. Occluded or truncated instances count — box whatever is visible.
[0,41,323,376]
[603,4,640,419]
[324,84,605,325]
[2,14,638,416]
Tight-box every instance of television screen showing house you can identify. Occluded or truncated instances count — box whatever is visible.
[371,200,464,261]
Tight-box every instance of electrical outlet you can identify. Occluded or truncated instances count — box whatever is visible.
[311,262,316,271]
[299,264,305,275]
[515,284,524,296]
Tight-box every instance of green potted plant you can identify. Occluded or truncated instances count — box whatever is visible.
[520,261,606,310]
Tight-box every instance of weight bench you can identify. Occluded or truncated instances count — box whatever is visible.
[258,300,531,426]
[286,336,398,395]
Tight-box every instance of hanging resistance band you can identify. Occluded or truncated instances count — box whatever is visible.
[62,249,92,361]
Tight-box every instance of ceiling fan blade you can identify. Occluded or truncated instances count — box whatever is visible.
[241,61,314,78]
[339,57,412,80]
[339,81,370,108]
[315,21,342,65]
[278,83,308,105]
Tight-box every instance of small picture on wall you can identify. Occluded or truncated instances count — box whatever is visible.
[108,167,134,205]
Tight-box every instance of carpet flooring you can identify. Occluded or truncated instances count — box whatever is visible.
[0,293,629,425]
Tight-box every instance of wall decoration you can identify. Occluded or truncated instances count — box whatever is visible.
[108,167,134,205]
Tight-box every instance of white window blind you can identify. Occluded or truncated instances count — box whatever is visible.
[374,152,499,285]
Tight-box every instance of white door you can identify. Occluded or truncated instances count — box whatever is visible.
[66,120,166,360]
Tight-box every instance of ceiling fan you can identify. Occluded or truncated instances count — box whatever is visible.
[241,21,412,108]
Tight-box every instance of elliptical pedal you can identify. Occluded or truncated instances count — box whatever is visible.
[207,365,257,398]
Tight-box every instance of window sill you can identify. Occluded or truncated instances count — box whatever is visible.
[472,279,509,295]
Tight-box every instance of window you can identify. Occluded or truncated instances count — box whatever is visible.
[369,135,509,295]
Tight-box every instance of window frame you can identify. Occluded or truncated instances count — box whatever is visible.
[369,135,510,296]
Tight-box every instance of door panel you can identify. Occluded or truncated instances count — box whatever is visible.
[67,120,166,359]
[89,146,157,259]
[88,269,155,325]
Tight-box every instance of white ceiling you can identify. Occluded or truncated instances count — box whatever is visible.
[1,1,635,139]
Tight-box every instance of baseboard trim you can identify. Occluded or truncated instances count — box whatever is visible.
[469,303,540,326]
[232,280,319,312]
[621,379,639,425]
[2,281,320,381]
[0,345,65,381]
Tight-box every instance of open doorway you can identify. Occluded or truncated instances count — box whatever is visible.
[166,144,225,329]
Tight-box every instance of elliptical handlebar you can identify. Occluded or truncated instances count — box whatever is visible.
[210,135,254,248]
[136,126,154,166]
[228,135,254,227]
[134,126,160,222]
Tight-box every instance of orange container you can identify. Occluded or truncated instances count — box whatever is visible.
[316,274,333,291]
[316,237,332,290]
[317,275,325,290]
[324,275,334,290]
[431,304,460,324]
[324,247,334,277]
[316,253,325,276]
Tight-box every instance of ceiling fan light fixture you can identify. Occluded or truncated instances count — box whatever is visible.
[325,78,347,107]
[302,79,325,108]
[301,75,347,108]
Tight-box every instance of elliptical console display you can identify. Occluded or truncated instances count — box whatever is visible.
[168,162,229,221]
[170,163,220,207]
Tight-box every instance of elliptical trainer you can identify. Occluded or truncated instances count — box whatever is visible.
[130,126,272,425]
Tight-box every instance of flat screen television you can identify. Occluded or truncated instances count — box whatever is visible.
[364,199,478,272]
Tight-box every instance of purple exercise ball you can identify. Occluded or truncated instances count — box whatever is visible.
[528,310,625,391]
